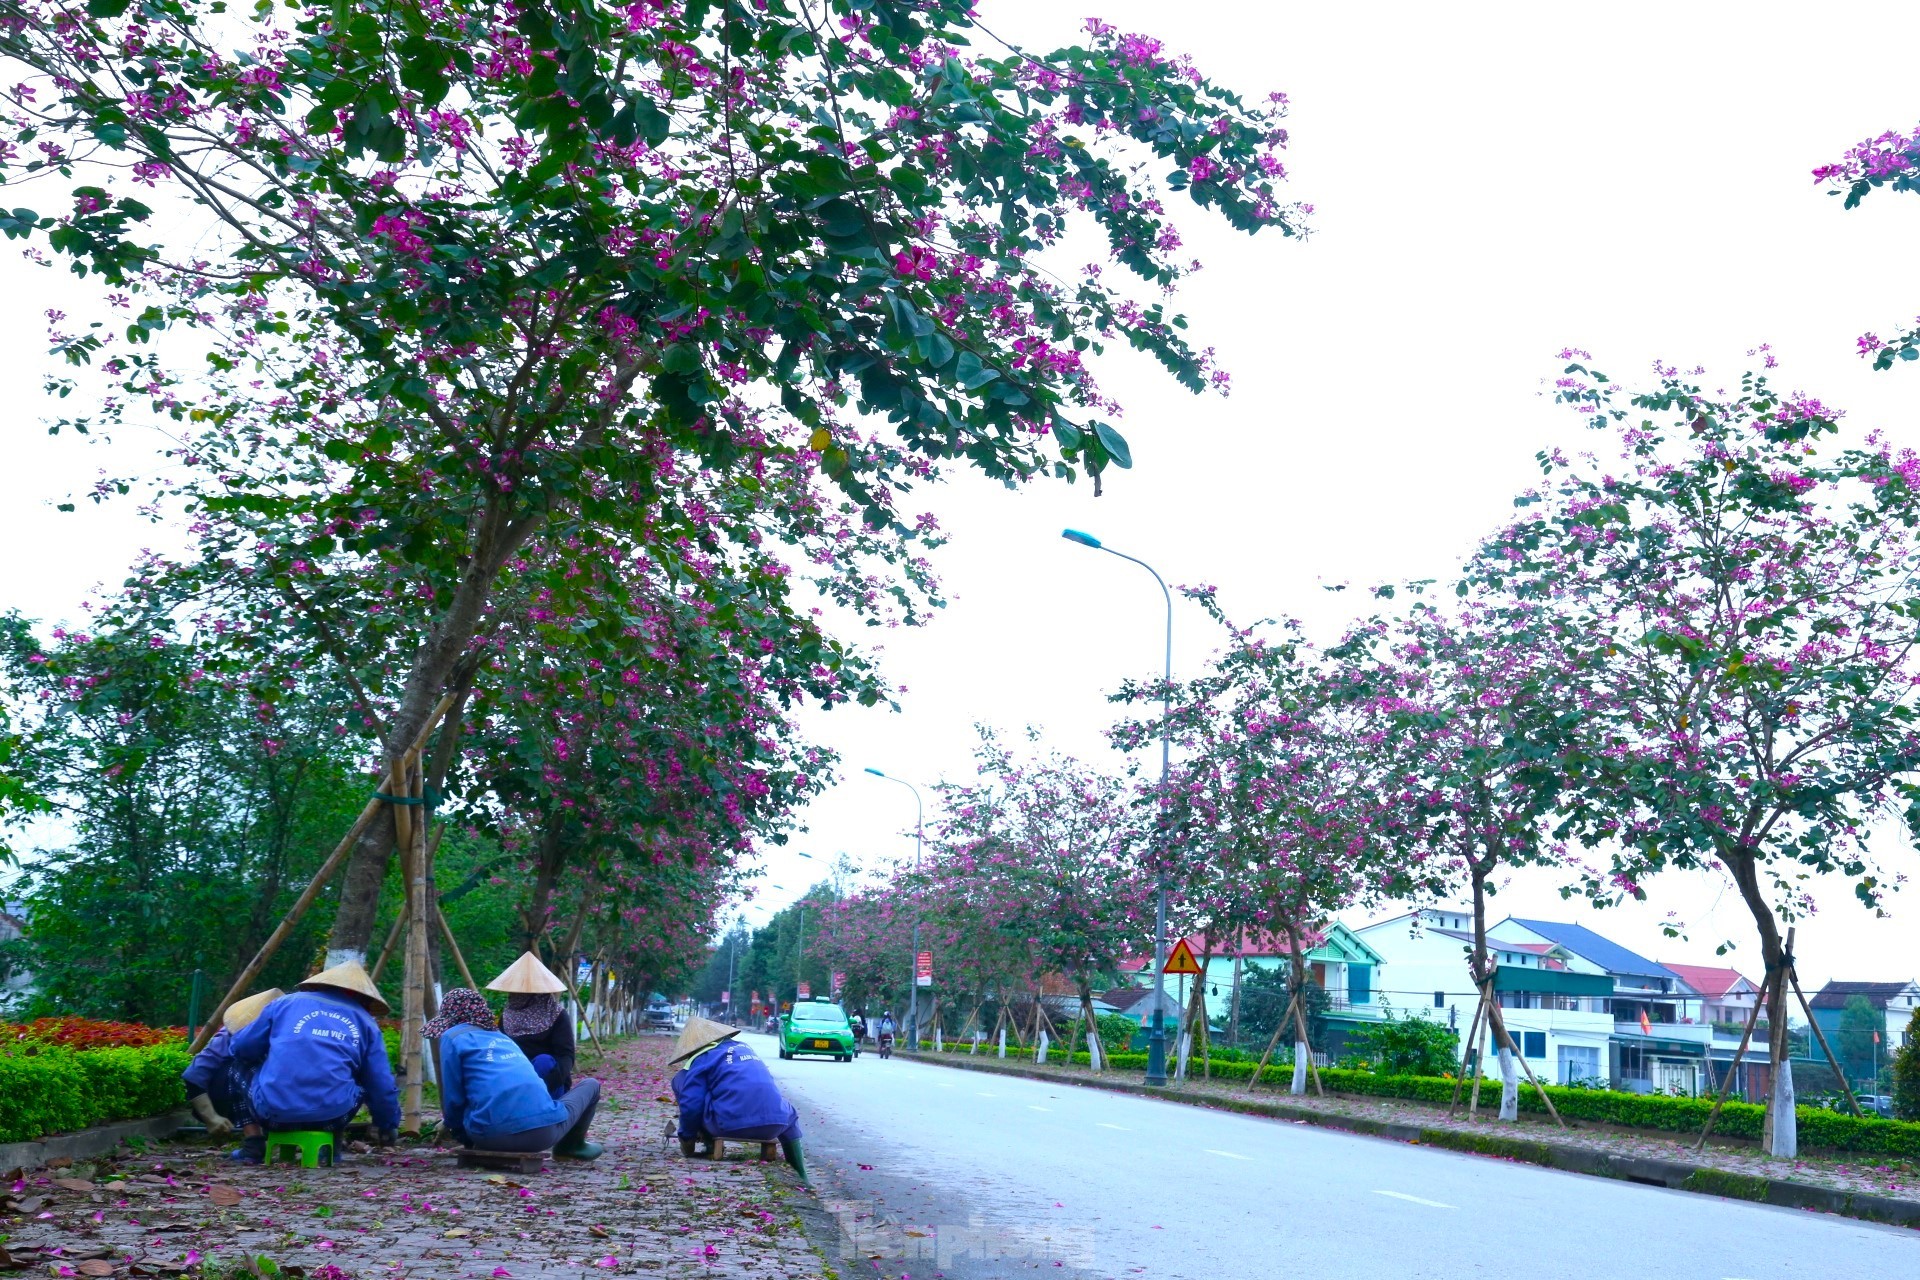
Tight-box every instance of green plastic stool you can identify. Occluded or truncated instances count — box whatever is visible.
[265,1130,336,1168]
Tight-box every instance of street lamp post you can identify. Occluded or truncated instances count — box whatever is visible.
[865,767,925,1050]
[725,924,739,1022]
[1061,527,1174,1088]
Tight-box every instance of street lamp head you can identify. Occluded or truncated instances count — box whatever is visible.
[1060,528,1102,549]
[863,766,886,778]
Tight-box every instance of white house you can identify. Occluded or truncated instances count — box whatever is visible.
[1492,916,1733,1096]
[1350,908,1615,1086]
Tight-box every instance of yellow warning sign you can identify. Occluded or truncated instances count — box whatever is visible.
[1162,938,1204,976]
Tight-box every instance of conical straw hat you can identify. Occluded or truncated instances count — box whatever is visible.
[670,1015,740,1064]
[297,959,391,1016]
[487,951,567,995]
[222,988,284,1034]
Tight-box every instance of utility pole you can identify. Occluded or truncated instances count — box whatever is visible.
[725,924,739,1022]
[796,902,807,1001]
[1061,528,1175,1087]
[865,768,925,1050]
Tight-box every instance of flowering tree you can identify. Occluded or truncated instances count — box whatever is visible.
[929,728,1150,1066]
[1117,593,1425,1092]
[1333,595,1572,1119]
[1474,361,1920,1156]
[1815,127,1920,367]
[2,1,1306,961]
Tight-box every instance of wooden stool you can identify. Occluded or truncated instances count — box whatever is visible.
[265,1131,335,1168]
[679,1137,779,1162]
[456,1148,548,1175]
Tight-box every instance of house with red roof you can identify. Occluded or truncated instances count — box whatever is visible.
[1659,963,1761,1027]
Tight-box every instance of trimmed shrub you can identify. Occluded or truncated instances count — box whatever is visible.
[1894,1008,1920,1122]
[0,1043,190,1143]
[943,1042,1920,1159]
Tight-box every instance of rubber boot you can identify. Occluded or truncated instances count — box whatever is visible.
[227,1133,265,1165]
[780,1136,806,1180]
[555,1139,604,1161]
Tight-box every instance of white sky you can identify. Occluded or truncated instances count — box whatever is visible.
[6,2,1920,986]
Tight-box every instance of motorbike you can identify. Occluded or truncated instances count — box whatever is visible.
[877,1030,894,1060]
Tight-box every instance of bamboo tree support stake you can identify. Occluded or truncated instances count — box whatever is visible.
[1790,963,1865,1119]
[1448,986,1490,1116]
[1292,987,1325,1097]
[1484,982,1566,1128]
[1695,980,1768,1151]
[435,903,478,992]
[188,691,458,1053]
[1243,991,1299,1096]
[369,909,408,985]
[1469,995,1493,1118]
[398,759,431,1134]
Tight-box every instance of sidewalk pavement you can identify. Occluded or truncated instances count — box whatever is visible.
[1,1037,829,1279]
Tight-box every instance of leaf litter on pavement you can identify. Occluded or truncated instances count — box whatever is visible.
[2,1039,826,1280]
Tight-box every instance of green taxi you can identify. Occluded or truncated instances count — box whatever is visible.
[778,1000,857,1061]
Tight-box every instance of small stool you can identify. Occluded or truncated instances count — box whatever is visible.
[457,1148,548,1175]
[679,1137,779,1162]
[265,1130,335,1168]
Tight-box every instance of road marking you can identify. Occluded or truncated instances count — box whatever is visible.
[1096,1123,1131,1131]
[976,1092,998,1098]
[1372,1190,1456,1209]
[1204,1149,1251,1161]
[1028,1105,1052,1112]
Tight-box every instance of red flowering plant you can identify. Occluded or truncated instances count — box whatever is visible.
[1,0,1308,966]
[1470,360,1920,1157]
[7,1017,185,1051]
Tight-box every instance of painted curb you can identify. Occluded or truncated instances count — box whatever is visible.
[907,1051,1920,1230]
[0,1110,192,1173]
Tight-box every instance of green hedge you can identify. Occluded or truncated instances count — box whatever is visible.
[920,1041,1920,1159]
[0,1043,189,1144]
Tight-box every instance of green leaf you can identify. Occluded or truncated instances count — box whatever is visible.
[1093,423,1132,469]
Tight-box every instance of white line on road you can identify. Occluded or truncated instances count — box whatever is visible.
[1028,1105,1052,1112]
[1096,1123,1131,1131]
[976,1092,998,1098]
[1372,1190,1456,1209]
[1204,1149,1251,1161]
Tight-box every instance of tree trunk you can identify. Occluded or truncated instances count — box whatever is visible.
[1729,846,1797,1157]
[1077,976,1102,1072]
[1226,937,1245,1050]
[1286,925,1310,1095]
[1468,866,1518,1119]
[325,518,523,959]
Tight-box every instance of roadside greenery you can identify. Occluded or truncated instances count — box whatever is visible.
[0,1042,188,1144]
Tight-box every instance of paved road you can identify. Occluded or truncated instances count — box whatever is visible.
[754,1033,1917,1279]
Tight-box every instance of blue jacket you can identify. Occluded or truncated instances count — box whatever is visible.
[230,989,400,1131]
[672,1038,795,1139]
[438,1024,568,1144]
[181,1028,234,1099]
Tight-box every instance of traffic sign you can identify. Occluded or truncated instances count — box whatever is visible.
[1163,938,1204,976]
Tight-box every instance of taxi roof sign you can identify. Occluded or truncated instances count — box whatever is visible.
[1162,938,1203,976]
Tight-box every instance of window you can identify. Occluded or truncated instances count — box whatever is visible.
[1434,991,1446,1008]
[1349,966,1371,1004]
[1522,1031,1546,1058]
